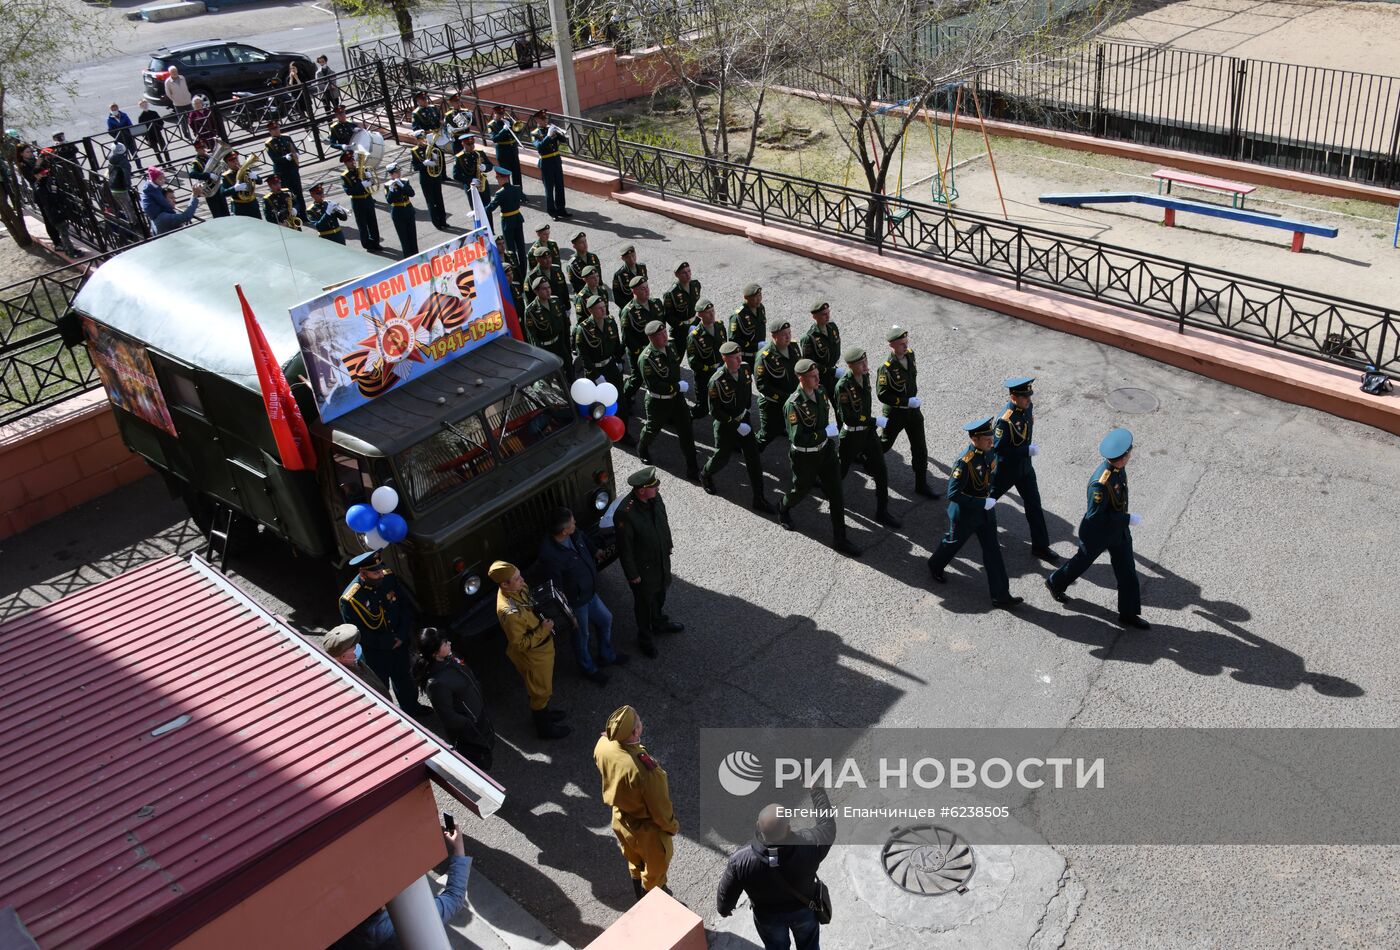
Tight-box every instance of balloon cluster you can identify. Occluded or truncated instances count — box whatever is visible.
[570,377,626,442]
[345,485,408,551]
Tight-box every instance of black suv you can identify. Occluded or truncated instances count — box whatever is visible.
[143,40,316,105]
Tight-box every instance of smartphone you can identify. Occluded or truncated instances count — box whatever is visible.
[443,812,456,833]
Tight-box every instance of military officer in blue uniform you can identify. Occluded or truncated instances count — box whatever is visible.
[305,182,348,243]
[926,417,1023,609]
[383,162,419,259]
[485,166,528,272]
[488,103,524,187]
[338,551,428,718]
[991,375,1058,562]
[1045,428,1150,629]
[701,340,772,512]
[530,110,570,219]
[878,326,937,498]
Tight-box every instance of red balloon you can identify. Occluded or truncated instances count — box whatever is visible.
[599,415,626,442]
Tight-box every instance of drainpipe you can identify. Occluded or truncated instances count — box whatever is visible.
[385,876,451,950]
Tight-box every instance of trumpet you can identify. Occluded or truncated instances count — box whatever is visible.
[288,213,303,232]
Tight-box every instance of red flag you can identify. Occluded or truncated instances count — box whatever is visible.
[237,284,317,471]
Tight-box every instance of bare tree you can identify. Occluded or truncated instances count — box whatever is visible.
[338,0,424,52]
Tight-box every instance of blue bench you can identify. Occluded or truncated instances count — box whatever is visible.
[1038,192,1339,252]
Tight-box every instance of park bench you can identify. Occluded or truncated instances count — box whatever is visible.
[1152,168,1256,209]
[1038,192,1338,252]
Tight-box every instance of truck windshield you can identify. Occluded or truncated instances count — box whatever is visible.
[397,412,496,506]
[484,376,574,460]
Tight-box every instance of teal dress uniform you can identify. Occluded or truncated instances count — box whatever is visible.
[835,361,896,525]
[991,377,1053,556]
[663,277,701,360]
[531,124,568,217]
[877,339,935,497]
[338,564,427,718]
[485,180,527,272]
[410,142,449,230]
[306,198,348,243]
[265,133,304,213]
[926,419,1014,604]
[685,319,726,419]
[384,177,419,258]
[524,293,572,367]
[340,165,382,250]
[779,378,856,554]
[637,336,699,478]
[703,358,769,509]
[619,294,662,404]
[754,336,800,449]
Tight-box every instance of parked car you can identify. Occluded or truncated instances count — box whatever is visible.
[142,40,316,106]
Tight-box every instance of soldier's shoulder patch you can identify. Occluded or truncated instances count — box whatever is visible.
[961,450,976,463]
[787,411,798,424]
[638,752,659,770]
[1092,490,1104,503]
[1097,469,1112,485]
[952,466,963,479]
[342,581,362,599]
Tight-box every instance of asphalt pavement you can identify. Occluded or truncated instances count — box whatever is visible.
[4,140,1400,948]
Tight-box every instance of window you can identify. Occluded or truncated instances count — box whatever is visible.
[484,376,574,460]
[167,372,203,415]
[332,452,375,506]
[148,58,168,72]
[396,414,496,507]
[179,48,231,68]
[227,45,270,64]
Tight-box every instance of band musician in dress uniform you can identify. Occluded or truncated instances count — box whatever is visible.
[221,150,259,219]
[485,166,527,269]
[305,182,348,243]
[410,89,443,140]
[338,551,428,718]
[261,173,298,229]
[878,325,938,498]
[383,162,418,259]
[702,339,772,512]
[452,131,493,227]
[593,704,679,899]
[339,151,382,251]
[189,141,226,218]
[264,118,304,214]
[409,129,449,231]
[991,376,1059,563]
[779,359,861,557]
[836,345,900,528]
[488,103,524,187]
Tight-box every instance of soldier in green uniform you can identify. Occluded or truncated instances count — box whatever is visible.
[1046,428,1149,630]
[754,317,801,450]
[612,244,648,308]
[526,245,570,302]
[338,551,428,718]
[836,346,900,528]
[728,282,766,369]
[878,326,937,498]
[261,174,298,228]
[573,265,611,321]
[684,299,726,420]
[637,321,699,479]
[410,89,443,139]
[992,375,1058,563]
[567,230,601,292]
[573,293,633,438]
[663,261,701,361]
[484,166,527,273]
[801,300,843,396]
[530,222,562,263]
[264,118,304,214]
[305,182,348,243]
[524,274,572,367]
[615,467,682,658]
[778,359,861,557]
[619,274,663,406]
[702,340,772,512]
[926,417,1023,609]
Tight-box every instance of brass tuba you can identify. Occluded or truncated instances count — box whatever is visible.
[425,141,446,179]
[349,128,385,195]
[236,149,264,189]
[192,140,233,196]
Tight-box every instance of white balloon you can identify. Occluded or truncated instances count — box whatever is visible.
[364,528,390,550]
[570,377,599,406]
[595,381,619,405]
[370,485,399,514]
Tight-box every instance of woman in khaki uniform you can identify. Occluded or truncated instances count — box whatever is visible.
[489,560,569,739]
[592,704,678,898]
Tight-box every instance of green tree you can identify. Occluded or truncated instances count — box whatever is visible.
[338,0,424,52]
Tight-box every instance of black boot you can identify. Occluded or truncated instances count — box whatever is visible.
[701,472,717,495]
[533,709,571,739]
[632,878,645,901]
[777,501,794,530]
[752,494,774,513]
[544,707,567,721]
[876,507,902,528]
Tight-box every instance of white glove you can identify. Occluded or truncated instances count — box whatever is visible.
[1129,513,1142,526]
[984,497,997,510]
[361,178,372,188]
[834,366,847,378]
[1028,443,1040,457]
[737,422,751,436]
[679,379,690,393]
[876,415,888,429]
[824,422,839,438]
[234,182,250,193]
[908,397,922,409]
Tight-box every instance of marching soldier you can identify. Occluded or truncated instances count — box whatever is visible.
[754,317,801,450]
[619,275,663,406]
[526,246,570,302]
[567,230,601,292]
[264,118,304,214]
[992,376,1058,563]
[573,265,611,320]
[338,551,428,719]
[488,560,570,739]
[524,274,572,367]
[488,103,524,187]
[612,244,648,308]
[189,141,227,218]
[485,166,527,269]
[261,174,298,229]
[410,129,448,231]
[878,326,937,498]
[637,321,699,479]
[614,467,682,658]
[702,340,772,512]
[221,150,260,219]
[382,162,418,258]
[593,705,679,898]
[305,182,348,243]
[573,293,633,437]
[443,91,474,140]
[728,283,765,369]
[684,298,725,420]
[1045,428,1150,630]
[836,346,900,528]
[327,105,359,155]
[801,300,843,396]
[530,222,561,263]
[530,110,570,219]
[452,131,493,221]
[663,261,701,361]
[410,89,443,140]
[339,151,382,251]
[778,359,860,557]
[926,417,1023,609]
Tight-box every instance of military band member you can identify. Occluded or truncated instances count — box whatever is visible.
[573,293,632,435]
[488,560,570,739]
[637,321,699,479]
[755,317,801,450]
[305,182,348,243]
[452,130,493,225]
[261,174,298,228]
[1045,428,1149,630]
[878,326,937,498]
[684,298,725,421]
[702,340,772,512]
[221,150,260,219]
[801,300,843,396]
[612,244,647,308]
[339,151,382,251]
[327,106,359,155]
[189,141,227,218]
[619,274,663,406]
[339,551,427,718]
[264,118,304,214]
[524,274,572,368]
[488,103,524,187]
[383,162,418,258]
[410,89,443,139]
[926,417,1022,609]
[409,129,449,231]
[573,265,611,320]
[593,705,679,898]
[485,166,526,269]
[530,111,570,219]
[728,283,765,369]
[567,230,601,292]
[443,91,473,140]
[836,346,900,528]
[778,359,860,557]
[992,375,1058,562]
[526,246,570,303]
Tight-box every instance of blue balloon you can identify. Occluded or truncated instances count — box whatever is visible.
[346,503,378,533]
[604,401,619,416]
[577,403,593,418]
[377,512,409,543]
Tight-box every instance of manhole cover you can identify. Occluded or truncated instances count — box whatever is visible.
[1106,387,1160,413]
[881,825,975,896]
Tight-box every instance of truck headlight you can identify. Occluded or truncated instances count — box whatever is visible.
[463,573,482,596]
[593,488,610,511]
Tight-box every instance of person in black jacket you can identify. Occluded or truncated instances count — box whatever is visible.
[718,787,836,950]
[535,507,628,685]
[413,626,496,771]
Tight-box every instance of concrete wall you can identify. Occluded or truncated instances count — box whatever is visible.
[477,44,680,114]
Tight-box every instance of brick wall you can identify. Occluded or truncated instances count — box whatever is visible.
[477,45,683,114]
[1,390,149,540]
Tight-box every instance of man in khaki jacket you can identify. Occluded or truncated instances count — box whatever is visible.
[593,704,678,899]
[490,560,568,739]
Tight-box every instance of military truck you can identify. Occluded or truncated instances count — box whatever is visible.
[69,217,615,630]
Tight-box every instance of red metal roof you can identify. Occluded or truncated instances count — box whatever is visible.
[0,556,440,950]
